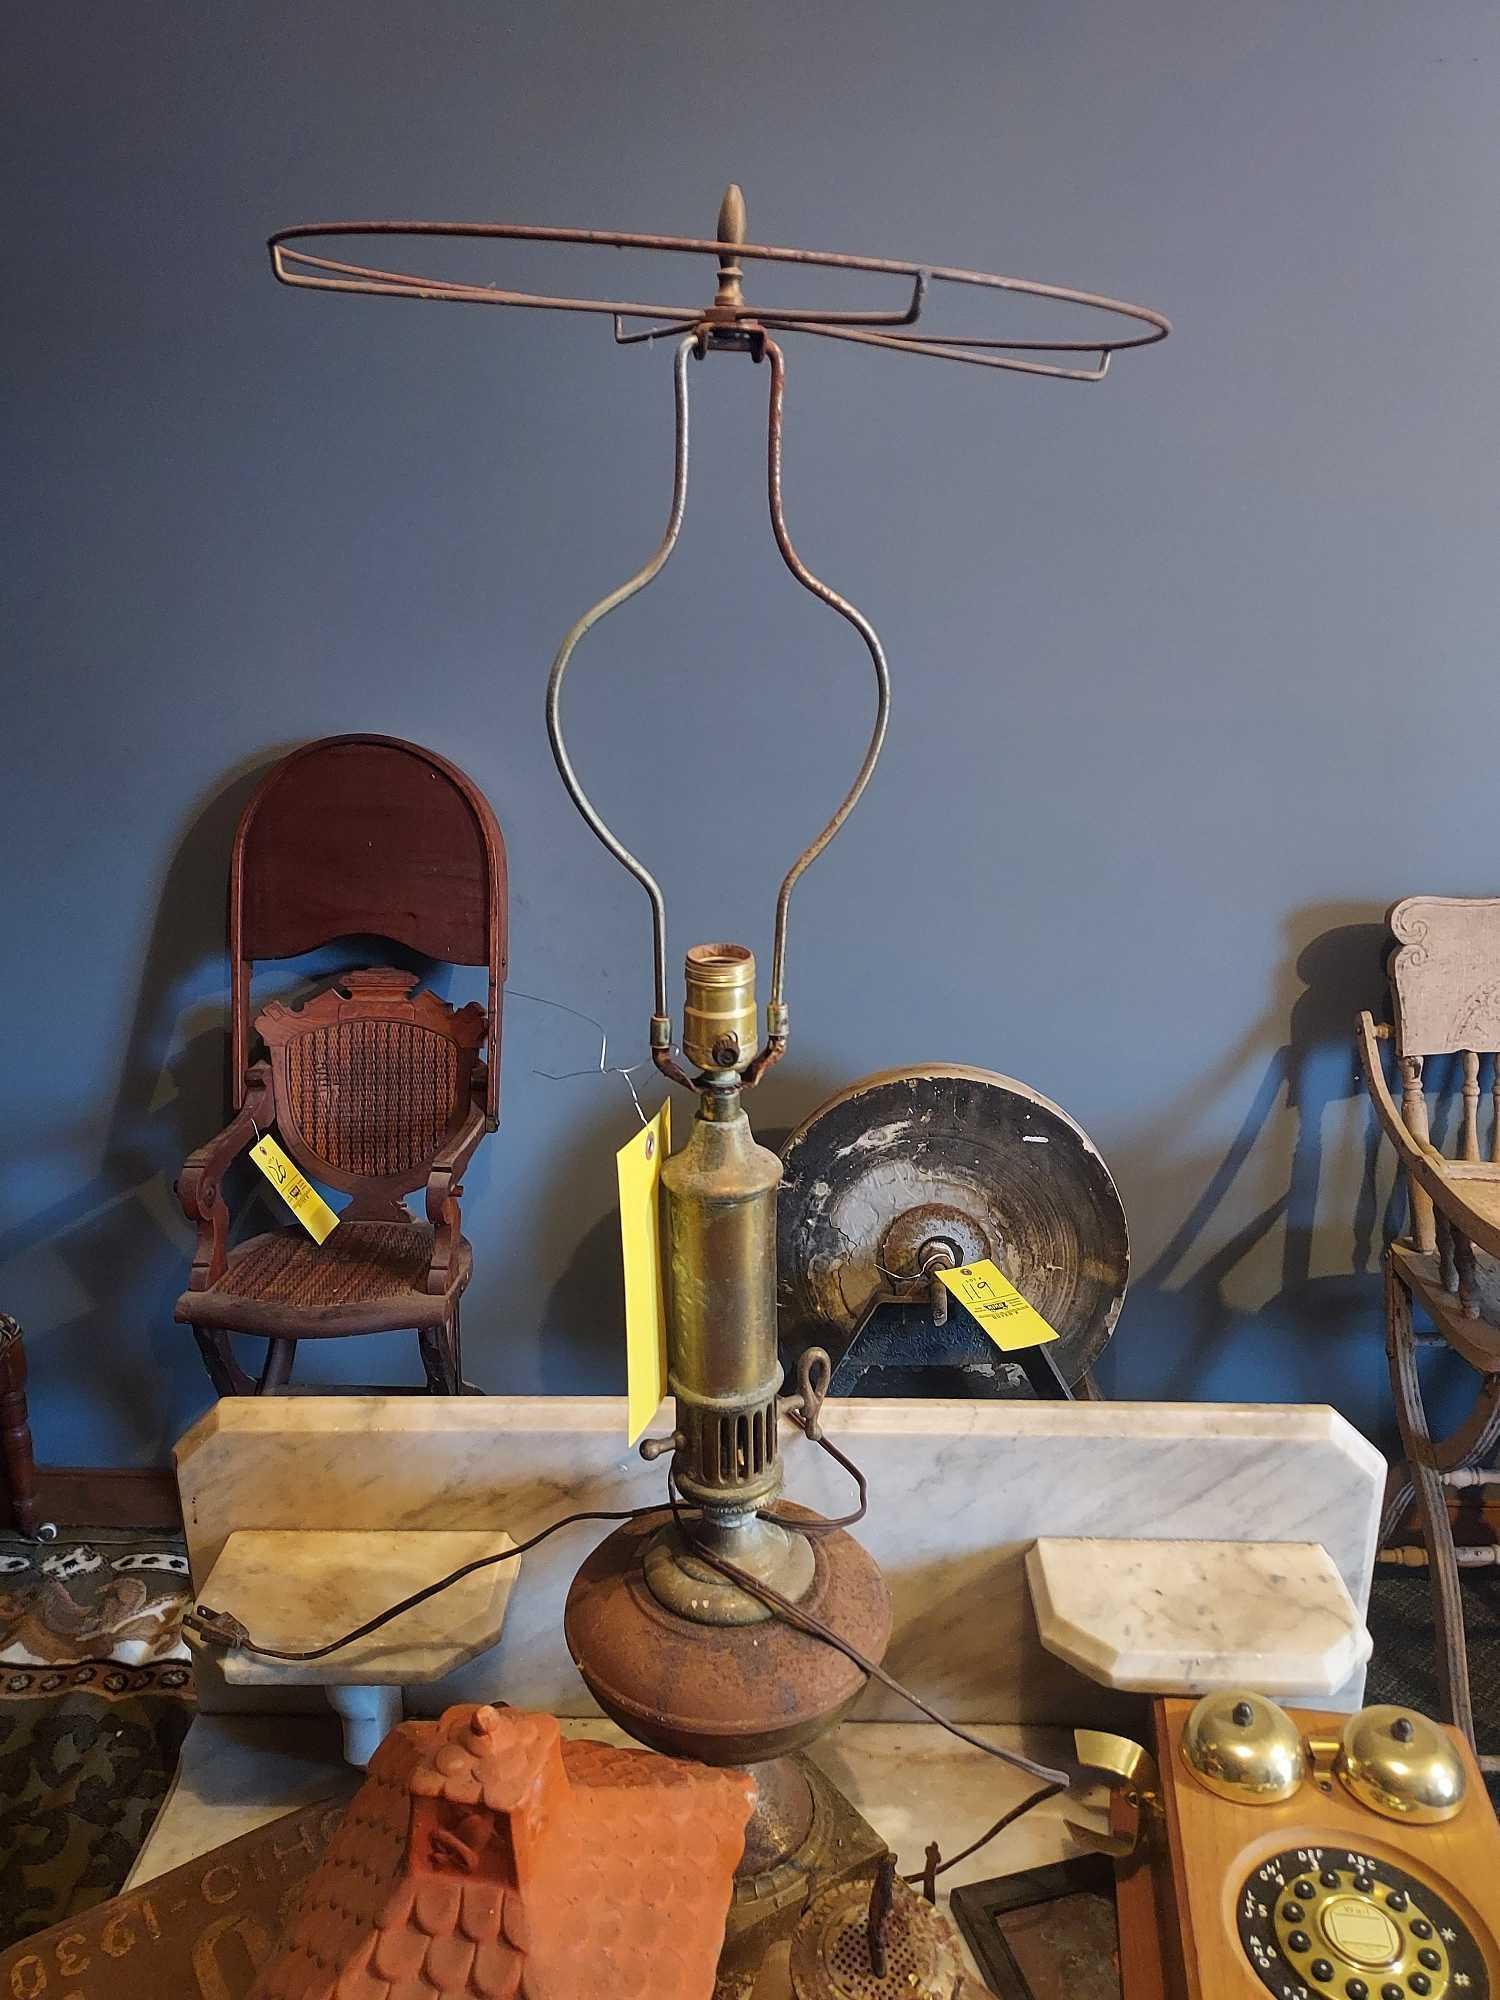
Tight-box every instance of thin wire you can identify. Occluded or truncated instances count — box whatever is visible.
[509,986,650,1126]
[541,334,893,1070]
[265,215,1174,365]
[188,1417,860,1663]
[187,1504,673,1663]
[760,338,891,1012]
[901,1781,1064,1887]
[664,1451,1070,1793]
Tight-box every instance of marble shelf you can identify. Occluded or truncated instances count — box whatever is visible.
[199,1527,519,1763]
[176,1395,1386,1727]
[204,1528,518,1687]
[1027,1535,1372,1695]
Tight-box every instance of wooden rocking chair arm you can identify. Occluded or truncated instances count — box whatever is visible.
[427,1101,490,1190]
[424,1099,489,1294]
[1356,1010,1427,1164]
[177,1066,274,1295]
[176,1067,273,1221]
[1357,1009,1500,1262]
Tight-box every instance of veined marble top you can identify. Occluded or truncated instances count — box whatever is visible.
[203,1529,518,1686]
[1027,1535,1372,1695]
[177,1395,1384,1726]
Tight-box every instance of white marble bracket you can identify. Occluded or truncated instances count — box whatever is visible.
[197,1526,518,1763]
[1027,1536,1372,1695]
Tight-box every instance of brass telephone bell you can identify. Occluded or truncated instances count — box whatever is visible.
[1181,1690,1307,1804]
[1182,1690,1467,1823]
[1336,1703,1468,1824]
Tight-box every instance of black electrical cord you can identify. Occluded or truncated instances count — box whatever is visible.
[183,1410,865,1664]
[904,1780,1065,1895]
[662,1440,1069,1790]
[182,1504,674,1662]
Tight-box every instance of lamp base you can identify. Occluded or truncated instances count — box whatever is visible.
[716,1754,888,1991]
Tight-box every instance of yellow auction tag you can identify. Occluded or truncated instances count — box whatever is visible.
[617,1100,671,1446]
[933,1258,1058,1352]
[249,1134,340,1244]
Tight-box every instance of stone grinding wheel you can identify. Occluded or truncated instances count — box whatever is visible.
[777,1064,1129,1391]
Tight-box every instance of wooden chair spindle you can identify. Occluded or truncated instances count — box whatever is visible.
[1461,1049,1481,1161]
[1452,1228,1481,1320]
[1400,1054,1437,1253]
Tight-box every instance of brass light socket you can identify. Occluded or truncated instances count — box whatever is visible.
[682,943,759,1071]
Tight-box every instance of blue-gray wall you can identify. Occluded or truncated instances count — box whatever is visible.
[5,2,1496,1466]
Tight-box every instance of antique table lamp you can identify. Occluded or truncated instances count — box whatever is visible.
[262,182,1170,1977]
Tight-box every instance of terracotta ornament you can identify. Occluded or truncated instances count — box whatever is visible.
[250,1703,756,2000]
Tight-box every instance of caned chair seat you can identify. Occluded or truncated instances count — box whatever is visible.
[176,1223,473,1338]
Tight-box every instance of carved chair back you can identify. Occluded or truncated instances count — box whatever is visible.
[256,969,488,1223]
[229,735,507,1125]
[1386,896,1500,1256]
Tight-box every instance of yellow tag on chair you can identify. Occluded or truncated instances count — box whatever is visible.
[933,1258,1059,1352]
[618,1100,670,1446]
[249,1135,340,1244]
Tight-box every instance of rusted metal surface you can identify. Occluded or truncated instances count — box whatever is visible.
[563,1504,891,1767]
[865,1853,897,1979]
[269,182,1170,382]
[716,1760,891,1990]
[787,1873,969,1999]
[778,1065,1130,1394]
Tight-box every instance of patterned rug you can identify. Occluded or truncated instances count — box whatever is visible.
[0,1532,195,1951]
[0,1534,192,1683]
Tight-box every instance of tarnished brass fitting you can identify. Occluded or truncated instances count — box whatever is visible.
[682,943,759,1072]
[662,1082,783,1514]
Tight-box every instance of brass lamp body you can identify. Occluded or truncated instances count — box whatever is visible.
[563,944,891,1929]
[664,946,784,1522]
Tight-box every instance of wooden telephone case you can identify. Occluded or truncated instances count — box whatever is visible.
[1114,1698,1500,2000]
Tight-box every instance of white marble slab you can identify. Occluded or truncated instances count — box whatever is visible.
[124,1713,361,1889]
[1028,1536,1372,1695]
[175,1395,1384,1727]
[204,1529,517,1686]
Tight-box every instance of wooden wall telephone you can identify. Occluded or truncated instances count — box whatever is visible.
[1086,1691,1499,2000]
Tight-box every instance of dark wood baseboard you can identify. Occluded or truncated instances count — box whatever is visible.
[25,1464,181,1533]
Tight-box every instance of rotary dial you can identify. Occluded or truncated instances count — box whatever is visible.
[1238,1847,1486,1999]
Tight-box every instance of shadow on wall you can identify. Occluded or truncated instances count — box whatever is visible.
[2,818,1468,1458]
[1103,902,1472,1447]
[0,751,290,1462]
